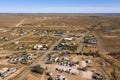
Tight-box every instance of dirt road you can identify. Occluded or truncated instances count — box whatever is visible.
[18,33,69,80]
[0,32,34,47]
[15,19,25,27]
[77,31,90,52]
[96,35,106,52]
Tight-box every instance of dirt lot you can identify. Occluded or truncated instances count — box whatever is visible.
[97,30,120,52]
[0,14,26,27]
[25,52,118,80]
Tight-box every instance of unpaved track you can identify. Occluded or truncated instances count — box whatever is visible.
[15,19,25,27]
[96,34,106,52]
[18,33,69,80]
[77,31,90,52]
[0,32,33,47]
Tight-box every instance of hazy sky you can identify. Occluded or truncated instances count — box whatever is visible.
[0,0,120,13]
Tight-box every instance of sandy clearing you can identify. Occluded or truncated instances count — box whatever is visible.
[81,61,87,68]
[102,35,118,38]
[81,71,93,79]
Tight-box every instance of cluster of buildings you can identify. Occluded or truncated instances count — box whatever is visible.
[0,68,16,77]
[32,44,49,50]
[84,36,97,44]
[16,44,28,50]
[8,53,34,64]
[0,37,10,41]
[48,75,67,80]
[30,65,47,74]
[55,67,78,75]
[46,52,69,64]
[54,37,77,51]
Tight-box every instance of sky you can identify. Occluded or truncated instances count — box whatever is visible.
[0,0,120,13]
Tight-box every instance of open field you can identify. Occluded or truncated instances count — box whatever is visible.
[0,13,120,28]
[97,30,120,52]
[0,14,27,27]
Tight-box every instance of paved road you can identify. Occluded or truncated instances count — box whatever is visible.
[0,32,34,47]
[15,19,25,27]
[18,33,69,80]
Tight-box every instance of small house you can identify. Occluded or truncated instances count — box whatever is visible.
[64,37,73,41]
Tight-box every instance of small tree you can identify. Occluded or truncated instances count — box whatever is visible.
[111,67,120,80]
[68,45,77,53]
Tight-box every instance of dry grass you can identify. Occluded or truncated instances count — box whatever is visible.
[98,30,120,52]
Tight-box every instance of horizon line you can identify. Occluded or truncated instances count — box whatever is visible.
[0,12,120,14]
